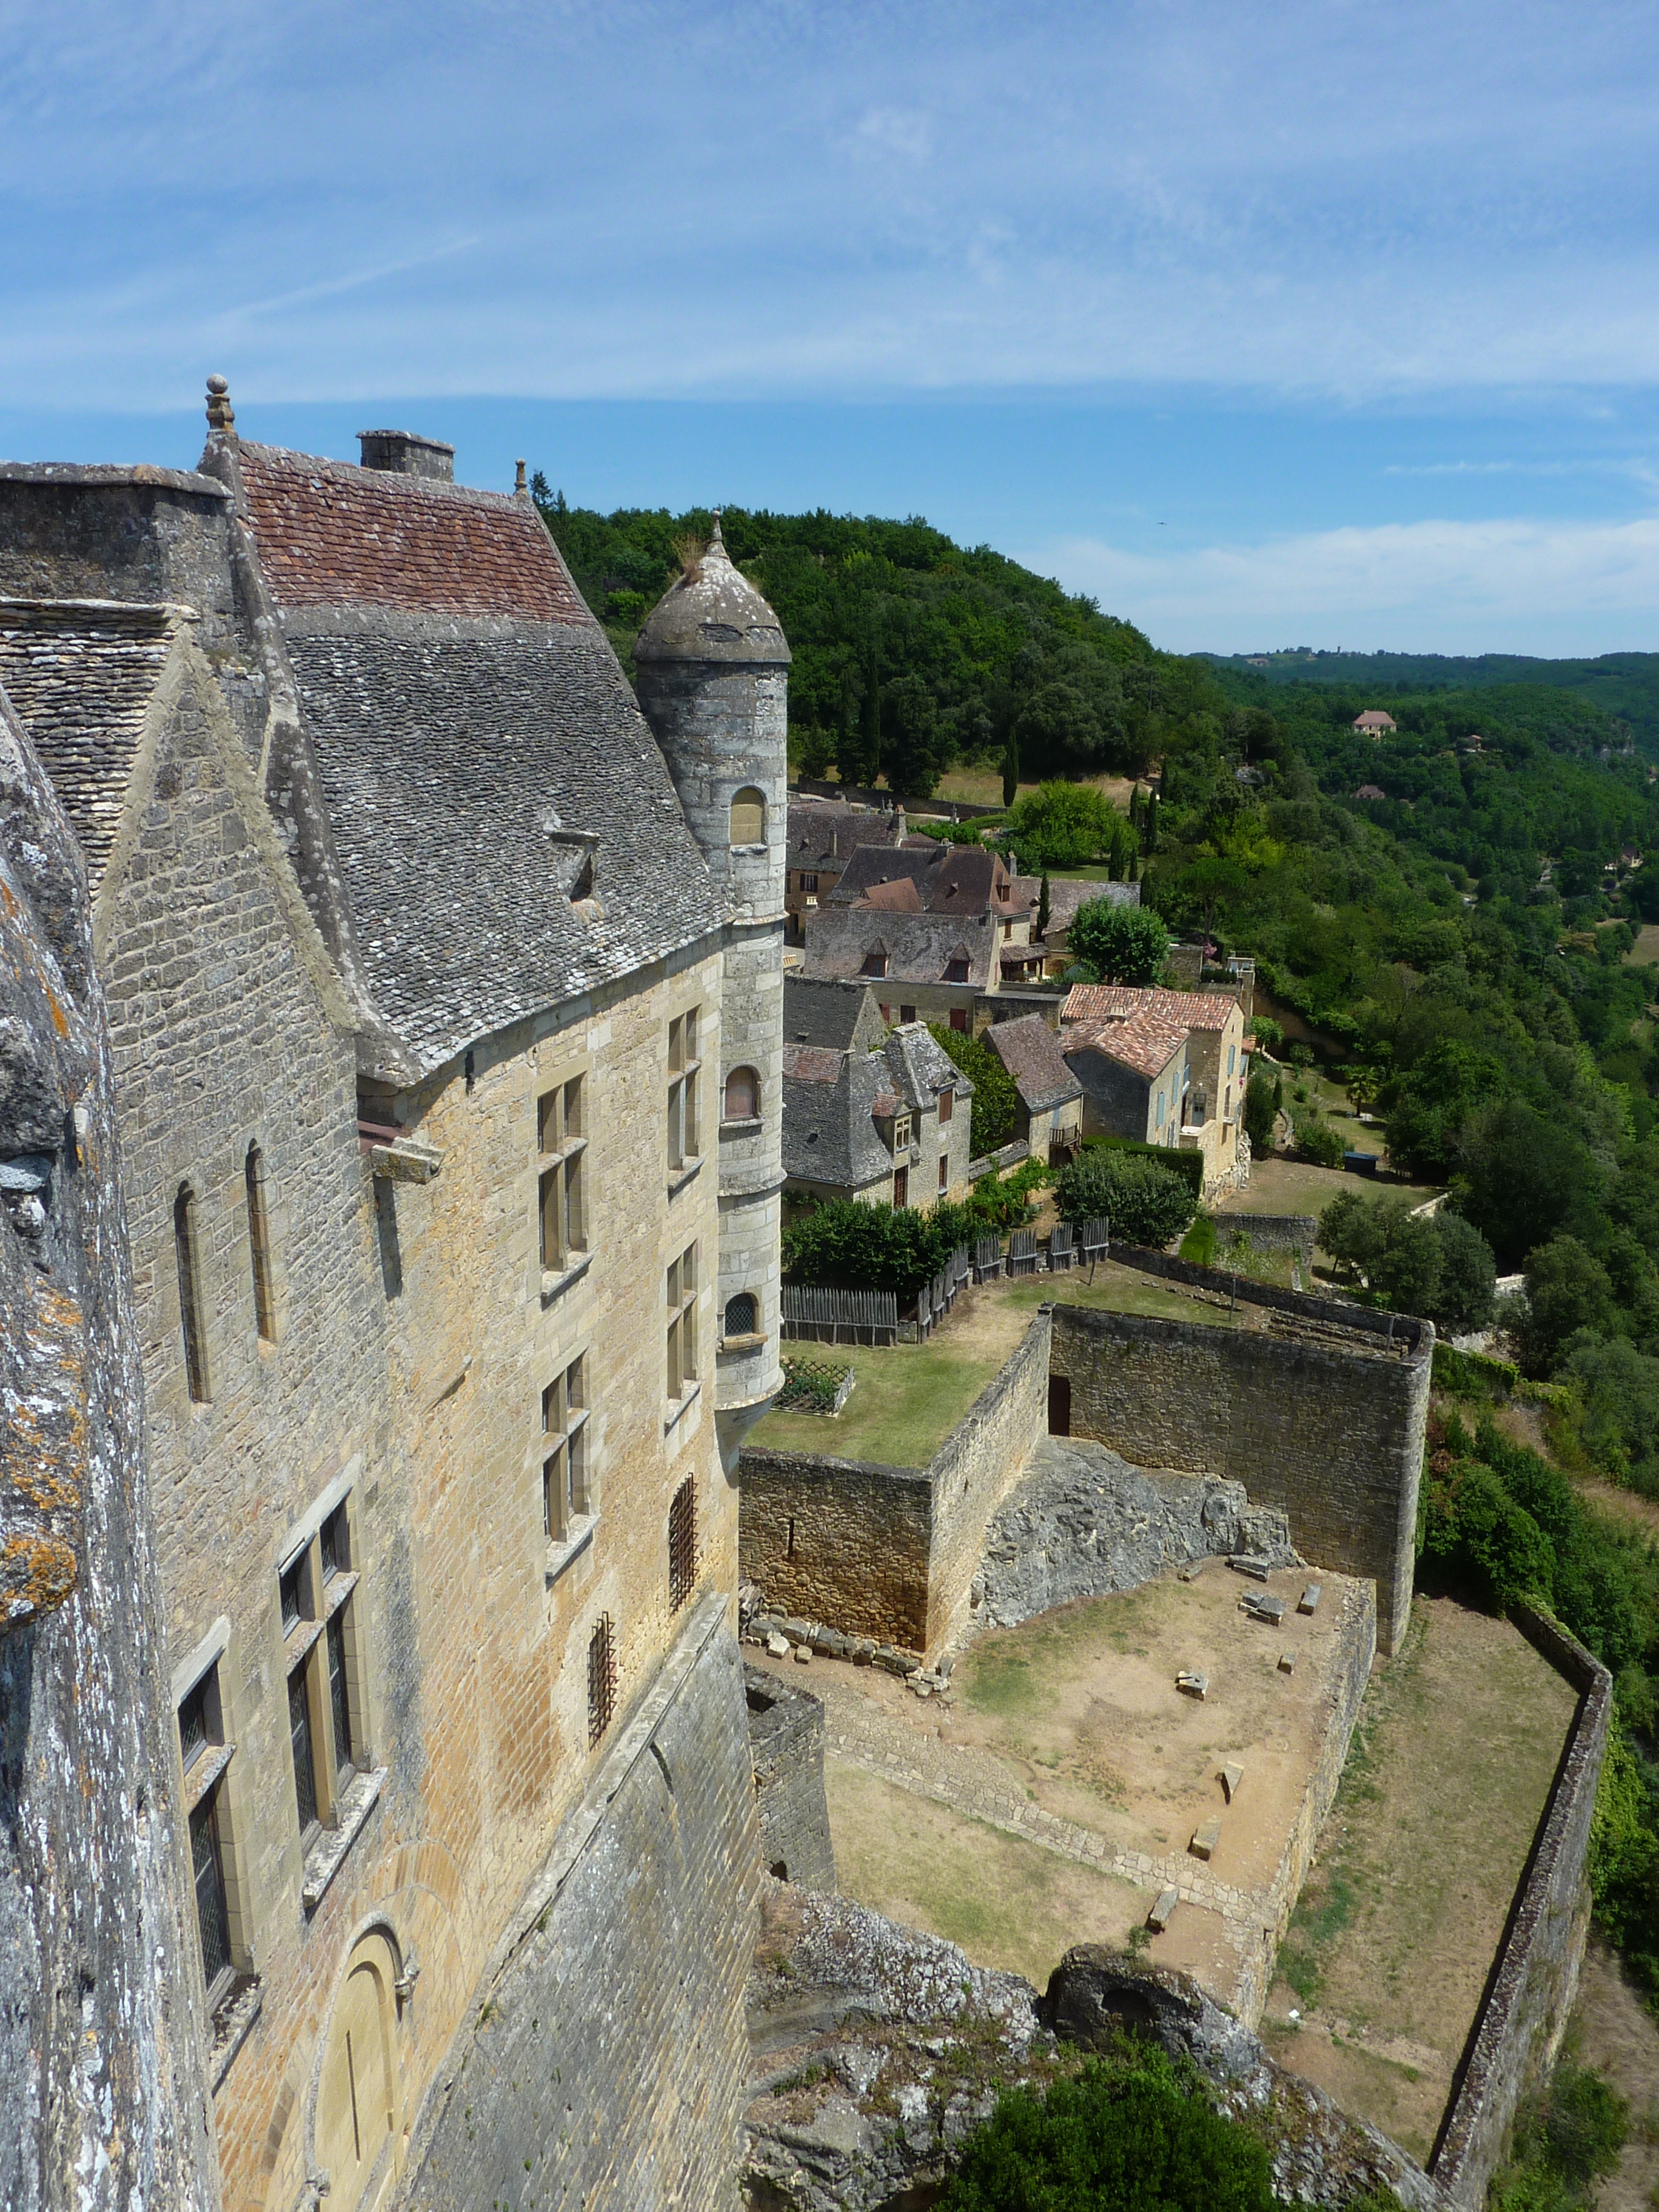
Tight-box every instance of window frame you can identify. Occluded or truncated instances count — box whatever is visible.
[244,1141,277,1346]
[666,1241,699,1402]
[278,1497,366,1858]
[541,1352,592,1544]
[722,1289,759,1344]
[174,1182,210,1404]
[537,1070,589,1275]
[667,1010,703,1176]
[729,786,767,846]
[722,1065,760,1123]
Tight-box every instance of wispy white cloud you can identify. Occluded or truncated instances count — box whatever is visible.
[1033,516,1659,657]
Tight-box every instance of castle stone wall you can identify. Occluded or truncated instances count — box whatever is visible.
[403,1595,760,2212]
[923,1309,1051,1651]
[745,1663,836,1891]
[740,1448,933,1648]
[1430,1608,1612,2208]
[1050,1303,1430,1654]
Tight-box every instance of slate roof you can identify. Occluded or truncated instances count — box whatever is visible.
[633,515,789,666]
[284,623,722,1073]
[783,974,882,1051]
[782,1054,892,1189]
[799,910,997,988]
[1065,1013,1187,1082]
[0,598,178,890]
[786,800,902,870]
[1061,984,1239,1031]
[1008,874,1140,933]
[985,1014,1083,1113]
[828,840,1013,914]
[236,441,588,624]
[884,1022,969,1114]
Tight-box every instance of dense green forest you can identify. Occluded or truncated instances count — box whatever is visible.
[1206,648,1659,755]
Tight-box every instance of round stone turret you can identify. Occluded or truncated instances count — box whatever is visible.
[635,515,788,1463]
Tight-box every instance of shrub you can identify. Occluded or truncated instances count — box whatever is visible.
[1248,1016,1284,1053]
[1067,900,1171,986]
[1180,1212,1218,1265]
[782,1169,1047,1298]
[1419,1456,1555,1613]
[1081,1135,1207,1195]
[1242,1067,1280,1153]
[1003,780,1121,869]
[1432,1343,1520,1399]
[1055,1148,1197,1248]
[928,1022,1019,1159]
[1493,2060,1629,2210]
[1296,1116,1346,1169]
[1287,1041,1315,1068]
[774,1357,851,1413]
[940,2053,1278,2212]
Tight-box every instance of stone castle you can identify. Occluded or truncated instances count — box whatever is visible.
[0,381,788,2210]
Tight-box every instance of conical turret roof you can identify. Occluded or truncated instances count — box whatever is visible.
[634,515,790,666]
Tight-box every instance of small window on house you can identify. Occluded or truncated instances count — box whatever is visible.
[949,1010,968,1033]
[244,1143,276,1345]
[541,1353,590,1543]
[668,1011,702,1172]
[944,956,970,983]
[900,1004,916,1024]
[588,1613,617,1746]
[174,1184,209,1403]
[803,872,819,892]
[538,1074,588,1272]
[668,1477,698,1610]
[666,1243,699,1398]
[862,947,888,978]
[724,1291,757,1340]
[893,1116,911,1151]
[938,1155,949,1193]
[279,1493,366,1856]
[723,1066,759,1121]
[729,787,766,845]
[938,1087,954,1124]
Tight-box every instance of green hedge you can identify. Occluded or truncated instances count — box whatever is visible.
[1433,1343,1520,1399]
[1081,1134,1206,1196]
[782,1165,1047,1298]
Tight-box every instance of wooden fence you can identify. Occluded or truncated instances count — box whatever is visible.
[780,1284,900,1346]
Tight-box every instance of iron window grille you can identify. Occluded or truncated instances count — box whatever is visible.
[588,1613,617,1746]
[668,1478,698,1611]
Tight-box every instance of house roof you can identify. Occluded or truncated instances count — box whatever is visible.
[782,974,883,1051]
[632,514,790,666]
[799,908,997,988]
[884,1021,968,1114]
[0,598,179,890]
[786,800,903,870]
[829,840,1013,915]
[1065,1011,1187,1082]
[782,1042,844,1084]
[236,441,589,624]
[1353,710,1397,730]
[1355,784,1386,800]
[985,1013,1083,1113]
[854,875,923,911]
[1061,983,1239,1033]
[780,1021,967,1191]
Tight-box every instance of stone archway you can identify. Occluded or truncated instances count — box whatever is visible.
[315,1931,401,2211]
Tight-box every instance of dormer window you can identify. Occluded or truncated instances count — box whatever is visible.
[862,943,889,979]
[893,1116,911,1151]
[943,947,971,982]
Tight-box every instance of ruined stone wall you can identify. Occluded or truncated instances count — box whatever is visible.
[0,686,218,2211]
[1050,1302,1430,1654]
[1216,1213,1317,1265]
[1430,1609,1612,2209]
[745,1663,836,1891]
[404,1594,760,2212]
[923,1310,1050,1651]
[740,1447,933,1647]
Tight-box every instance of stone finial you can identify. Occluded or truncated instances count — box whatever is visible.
[206,374,235,433]
[709,509,725,548]
[515,458,528,498]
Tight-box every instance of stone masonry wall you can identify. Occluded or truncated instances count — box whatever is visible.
[1050,1303,1430,1654]
[404,1594,760,2212]
[923,1309,1051,1652]
[745,1663,836,1892]
[1430,1608,1612,2208]
[740,1449,933,1647]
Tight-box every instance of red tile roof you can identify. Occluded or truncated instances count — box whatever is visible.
[1061,984,1239,1031]
[782,1042,845,1084]
[236,443,589,623]
[854,876,924,910]
[1067,1012,1187,1081]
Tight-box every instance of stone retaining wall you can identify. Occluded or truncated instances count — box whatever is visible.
[1429,1607,1613,2208]
[739,1314,1051,1659]
[745,1664,837,1892]
[1050,1298,1431,1653]
[1215,1213,1317,1265]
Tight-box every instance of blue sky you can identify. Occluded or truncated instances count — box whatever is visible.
[5,0,1659,654]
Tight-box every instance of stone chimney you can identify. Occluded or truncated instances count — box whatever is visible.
[357,429,455,481]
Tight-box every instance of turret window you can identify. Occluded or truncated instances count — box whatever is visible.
[723,1065,759,1121]
[723,1291,758,1340]
[729,788,766,845]
[174,1183,210,1404]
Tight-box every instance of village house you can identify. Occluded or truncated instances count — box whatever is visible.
[1353,709,1398,736]
[982,1013,1085,1165]
[0,385,788,2211]
[1007,872,1139,977]
[782,796,906,942]
[781,991,971,1209]
[1061,983,1250,1195]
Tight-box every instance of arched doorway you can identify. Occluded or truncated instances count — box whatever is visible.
[315,1932,401,2210]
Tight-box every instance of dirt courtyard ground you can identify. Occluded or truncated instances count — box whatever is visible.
[755,1560,1373,2018]
[1260,1595,1579,2167]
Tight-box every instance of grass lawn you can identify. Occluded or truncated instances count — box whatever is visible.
[997,1262,1241,1331]
[748,1342,1001,1465]
[1261,1596,1577,2163]
[1217,1154,1443,1224]
[1625,922,1659,967]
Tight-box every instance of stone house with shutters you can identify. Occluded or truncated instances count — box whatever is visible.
[1061,983,1250,1195]
[982,1013,1085,1164]
[783,796,906,942]
[782,1020,971,1211]
[0,385,789,2211]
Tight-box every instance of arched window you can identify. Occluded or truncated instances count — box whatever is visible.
[244,1142,275,1344]
[723,1065,759,1121]
[174,1183,209,1403]
[724,1292,757,1339]
[729,786,766,845]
